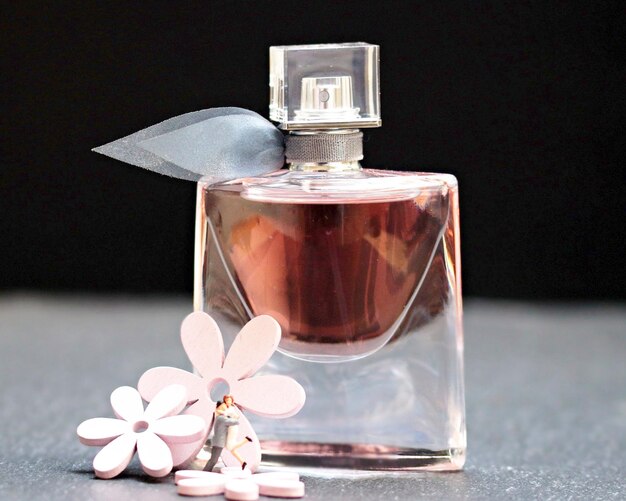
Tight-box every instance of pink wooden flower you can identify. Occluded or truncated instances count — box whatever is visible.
[138,312,306,471]
[77,384,206,479]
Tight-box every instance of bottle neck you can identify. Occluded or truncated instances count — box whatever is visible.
[289,160,362,172]
[285,129,363,172]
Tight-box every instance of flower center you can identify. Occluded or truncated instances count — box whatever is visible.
[207,378,230,402]
[132,420,150,433]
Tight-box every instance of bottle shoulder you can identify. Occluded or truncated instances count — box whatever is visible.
[202,168,457,204]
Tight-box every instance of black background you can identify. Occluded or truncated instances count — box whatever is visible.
[1,2,623,299]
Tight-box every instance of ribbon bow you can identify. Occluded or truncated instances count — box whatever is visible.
[93,107,285,183]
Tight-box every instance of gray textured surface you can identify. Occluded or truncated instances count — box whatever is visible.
[0,295,624,500]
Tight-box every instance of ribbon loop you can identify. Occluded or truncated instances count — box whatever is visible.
[93,108,285,182]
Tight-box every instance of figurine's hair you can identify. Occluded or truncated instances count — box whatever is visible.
[223,394,234,402]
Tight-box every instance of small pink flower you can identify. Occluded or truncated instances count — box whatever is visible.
[138,312,306,471]
[77,384,205,479]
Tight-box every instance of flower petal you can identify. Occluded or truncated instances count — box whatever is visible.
[181,312,224,378]
[152,414,207,444]
[170,397,215,467]
[169,440,207,468]
[185,394,217,422]
[222,315,280,379]
[143,384,188,421]
[92,433,136,479]
[219,411,261,473]
[77,418,131,446]
[110,386,144,422]
[136,432,173,477]
[138,366,203,403]
[230,375,306,418]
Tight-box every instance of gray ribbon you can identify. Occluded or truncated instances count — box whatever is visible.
[93,107,285,182]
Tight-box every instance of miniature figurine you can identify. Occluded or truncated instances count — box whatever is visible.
[203,395,253,471]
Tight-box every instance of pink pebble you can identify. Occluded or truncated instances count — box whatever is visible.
[174,469,224,484]
[251,471,300,484]
[257,479,305,498]
[220,466,252,479]
[224,479,259,501]
[177,476,226,496]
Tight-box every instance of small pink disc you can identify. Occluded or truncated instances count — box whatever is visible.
[251,471,300,485]
[257,479,305,498]
[177,477,226,496]
[220,466,252,479]
[224,479,259,501]
[174,469,224,484]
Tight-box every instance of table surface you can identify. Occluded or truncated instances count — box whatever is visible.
[0,295,624,500]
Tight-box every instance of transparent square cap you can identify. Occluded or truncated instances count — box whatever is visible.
[270,43,380,130]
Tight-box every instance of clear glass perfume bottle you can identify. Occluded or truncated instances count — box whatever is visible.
[194,43,465,470]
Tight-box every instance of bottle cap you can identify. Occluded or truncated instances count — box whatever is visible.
[269,43,381,130]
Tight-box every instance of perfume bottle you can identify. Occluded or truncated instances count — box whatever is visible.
[194,43,465,470]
